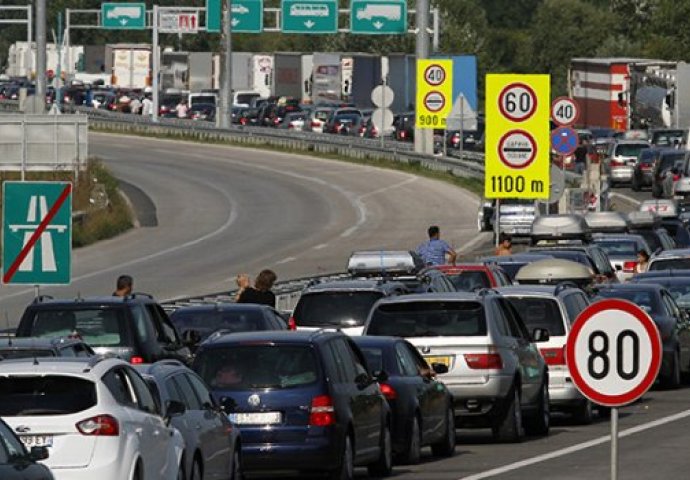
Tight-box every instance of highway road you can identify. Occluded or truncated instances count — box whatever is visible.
[0,132,486,323]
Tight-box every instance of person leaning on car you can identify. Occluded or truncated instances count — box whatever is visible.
[236,269,277,307]
[416,225,457,266]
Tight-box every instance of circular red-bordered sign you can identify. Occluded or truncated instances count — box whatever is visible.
[498,83,537,122]
[498,129,537,169]
[551,96,580,127]
[423,64,446,86]
[566,299,662,408]
[424,91,446,113]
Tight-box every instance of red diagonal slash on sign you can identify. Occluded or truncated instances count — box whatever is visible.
[3,183,72,283]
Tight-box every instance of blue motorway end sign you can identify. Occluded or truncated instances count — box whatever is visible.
[551,127,579,156]
[101,3,146,29]
[281,0,337,34]
[351,0,407,34]
[2,182,72,285]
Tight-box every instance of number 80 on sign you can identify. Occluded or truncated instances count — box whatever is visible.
[566,299,662,408]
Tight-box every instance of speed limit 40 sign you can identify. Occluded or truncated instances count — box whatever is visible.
[551,97,580,127]
[566,299,662,407]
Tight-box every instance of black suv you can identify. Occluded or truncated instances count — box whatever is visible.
[15,294,191,364]
[192,330,393,478]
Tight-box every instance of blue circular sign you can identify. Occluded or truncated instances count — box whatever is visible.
[551,127,579,155]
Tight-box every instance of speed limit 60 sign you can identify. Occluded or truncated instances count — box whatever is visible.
[485,74,550,200]
[416,59,453,130]
[566,299,662,407]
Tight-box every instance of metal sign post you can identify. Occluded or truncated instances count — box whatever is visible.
[152,4,159,122]
[611,407,619,480]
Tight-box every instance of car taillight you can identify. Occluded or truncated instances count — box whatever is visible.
[77,415,119,436]
[240,118,247,125]
[452,135,460,145]
[540,347,566,366]
[288,317,297,331]
[379,383,397,400]
[400,131,406,139]
[273,117,280,125]
[610,159,624,167]
[309,395,336,426]
[623,261,638,273]
[464,352,503,369]
[358,126,365,134]
[130,356,144,364]
[311,120,320,128]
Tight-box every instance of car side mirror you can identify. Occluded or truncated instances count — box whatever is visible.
[373,370,389,383]
[431,362,449,375]
[165,400,186,423]
[354,372,373,390]
[182,329,202,349]
[29,446,49,461]
[532,328,550,343]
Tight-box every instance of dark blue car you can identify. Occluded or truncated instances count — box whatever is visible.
[352,336,456,464]
[192,330,393,479]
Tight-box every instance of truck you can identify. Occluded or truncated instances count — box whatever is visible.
[108,44,151,88]
[274,53,301,99]
[355,3,402,21]
[350,54,380,108]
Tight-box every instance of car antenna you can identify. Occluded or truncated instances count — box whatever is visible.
[4,312,11,347]
[32,336,39,366]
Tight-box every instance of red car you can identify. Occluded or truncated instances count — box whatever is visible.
[424,264,512,291]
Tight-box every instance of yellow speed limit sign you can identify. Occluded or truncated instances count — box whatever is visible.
[416,59,453,129]
[485,74,550,199]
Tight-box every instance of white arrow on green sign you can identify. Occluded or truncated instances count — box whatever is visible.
[351,0,407,34]
[101,2,146,29]
[281,0,337,34]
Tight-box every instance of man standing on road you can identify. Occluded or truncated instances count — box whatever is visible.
[416,226,457,266]
[175,99,188,119]
[113,275,133,297]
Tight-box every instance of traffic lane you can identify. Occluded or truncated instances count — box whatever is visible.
[609,185,646,212]
[386,386,690,480]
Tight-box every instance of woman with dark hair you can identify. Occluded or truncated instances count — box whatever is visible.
[237,269,277,307]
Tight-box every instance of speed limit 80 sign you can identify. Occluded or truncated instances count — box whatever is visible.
[566,299,662,407]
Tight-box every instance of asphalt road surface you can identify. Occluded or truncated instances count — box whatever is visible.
[0,133,486,323]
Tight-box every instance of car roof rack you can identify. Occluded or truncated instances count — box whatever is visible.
[125,292,154,300]
[476,288,500,297]
[32,295,54,304]
[554,281,579,296]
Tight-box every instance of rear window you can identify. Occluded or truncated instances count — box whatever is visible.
[195,345,318,391]
[614,143,648,157]
[26,308,130,347]
[360,346,384,373]
[236,93,259,105]
[0,376,97,416]
[505,297,566,336]
[652,130,684,146]
[658,152,685,172]
[0,349,55,360]
[596,289,661,315]
[294,291,383,327]
[447,271,491,291]
[367,301,487,337]
[634,231,661,252]
[649,258,690,271]
[169,309,273,340]
[593,240,639,257]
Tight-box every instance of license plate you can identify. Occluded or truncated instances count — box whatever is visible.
[20,435,53,448]
[227,412,282,425]
[424,356,452,367]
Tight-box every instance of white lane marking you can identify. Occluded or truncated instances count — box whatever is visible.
[358,176,419,200]
[458,407,690,480]
[610,192,642,207]
[313,243,329,250]
[457,232,492,253]
[275,257,297,265]
[0,178,239,302]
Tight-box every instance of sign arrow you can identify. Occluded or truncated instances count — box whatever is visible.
[304,20,315,29]
[119,18,128,26]
[373,21,384,30]
[231,18,240,27]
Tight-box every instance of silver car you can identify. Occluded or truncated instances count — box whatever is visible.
[363,292,550,443]
[592,233,651,281]
[606,140,650,185]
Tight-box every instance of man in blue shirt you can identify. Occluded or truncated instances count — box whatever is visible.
[416,225,457,266]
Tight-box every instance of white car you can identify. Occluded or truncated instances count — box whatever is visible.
[0,357,185,480]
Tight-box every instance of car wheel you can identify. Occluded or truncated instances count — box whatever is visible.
[492,385,524,443]
[663,350,681,389]
[524,380,550,436]
[368,423,393,477]
[572,399,593,425]
[230,448,241,480]
[398,415,421,465]
[430,406,456,457]
[329,435,354,480]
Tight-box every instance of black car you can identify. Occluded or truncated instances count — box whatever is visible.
[651,149,686,198]
[660,218,690,248]
[192,330,394,478]
[169,303,287,351]
[135,360,242,480]
[529,245,618,283]
[632,147,665,191]
[352,336,455,464]
[595,283,690,388]
[15,294,191,365]
[393,112,415,142]
[631,275,690,314]
[0,336,94,360]
[0,417,53,480]
[325,112,362,135]
[189,103,216,122]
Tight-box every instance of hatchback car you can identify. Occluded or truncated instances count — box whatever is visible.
[631,147,663,191]
[515,258,595,292]
[498,285,596,423]
[479,254,555,281]
[648,249,690,271]
[0,356,185,480]
[0,417,54,480]
[0,336,94,360]
[606,140,650,186]
[652,149,686,198]
[426,263,512,291]
[15,295,191,365]
[192,331,393,478]
[363,292,551,443]
[352,336,455,464]
[630,275,690,314]
[592,233,652,281]
[135,361,241,480]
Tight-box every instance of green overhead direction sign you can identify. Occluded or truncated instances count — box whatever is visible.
[281,0,337,34]
[231,0,263,33]
[207,0,221,32]
[351,0,407,34]
[2,182,72,285]
[101,2,146,29]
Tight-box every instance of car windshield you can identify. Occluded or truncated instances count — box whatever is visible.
[367,301,487,337]
[505,297,566,336]
[652,130,684,146]
[658,152,685,172]
[633,231,661,252]
[0,349,55,360]
[649,258,690,271]
[593,240,639,257]
[447,271,491,291]
[294,291,383,327]
[615,144,648,157]
[170,309,271,339]
[195,345,318,390]
[596,289,661,315]
[0,375,97,416]
[27,308,131,347]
